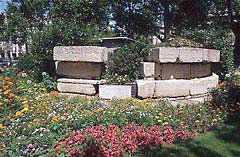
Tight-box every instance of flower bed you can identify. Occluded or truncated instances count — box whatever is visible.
[0,67,237,156]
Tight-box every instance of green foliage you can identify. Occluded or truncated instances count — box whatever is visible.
[104,42,149,84]
[41,72,57,92]
[16,54,51,81]
[111,0,160,38]
[181,27,235,79]
[211,79,240,123]
[160,36,203,48]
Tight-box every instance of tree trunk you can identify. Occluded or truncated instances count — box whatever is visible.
[163,1,170,40]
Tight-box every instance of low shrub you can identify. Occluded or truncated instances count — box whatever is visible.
[211,78,240,122]
[16,54,52,81]
[103,42,149,84]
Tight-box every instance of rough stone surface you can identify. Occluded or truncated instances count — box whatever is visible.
[139,62,162,78]
[145,47,180,63]
[57,78,106,84]
[189,73,219,95]
[53,46,108,62]
[155,80,190,97]
[144,47,220,63]
[139,62,155,78]
[190,63,211,78]
[56,61,104,79]
[179,48,202,62]
[99,85,133,99]
[202,49,220,62]
[57,82,97,95]
[136,80,155,98]
[162,64,190,79]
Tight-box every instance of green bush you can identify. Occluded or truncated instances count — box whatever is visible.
[103,42,149,84]
[181,27,235,80]
[160,36,203,48]
[16,54,51,81]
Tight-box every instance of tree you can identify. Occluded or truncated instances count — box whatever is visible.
[111,0,161,39]
[2,0,110,55]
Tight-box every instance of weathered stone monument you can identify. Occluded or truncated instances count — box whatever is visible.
[54,41,220,101]
[137,47,220,101]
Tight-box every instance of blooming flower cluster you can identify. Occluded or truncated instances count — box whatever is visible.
[54,123,189,157]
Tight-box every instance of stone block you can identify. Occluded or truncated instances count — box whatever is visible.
[155,80,190,97]
[189,73,219,95]
[144,47,180,63]
[162,64,190,79]
[57,78,106,84]
[179,48,202,62]
[202,49,220,62]
[57,82,97,95]
[53,46,108,62]
[99,85,134,99]
[56,61,104,79]
[190,63,211,78]
[139,62,155,78]
[139,62,162,78]
[136,80,155,98]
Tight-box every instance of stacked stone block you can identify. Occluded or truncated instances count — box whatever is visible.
[54,46,108,95]
[138,47,220,99]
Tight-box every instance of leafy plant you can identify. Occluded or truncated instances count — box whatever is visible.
[160,36,203,48]
[16,54,51,81]
[103,42,149,84]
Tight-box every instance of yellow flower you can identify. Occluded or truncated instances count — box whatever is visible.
[158,113,162,116]
[0,123,5,129]
[195,120,200,123]
[212,119,218,123]
[4,99,10,103]
[157,119,162,123]
[15,111,23,117]
[0,102,3,106]
[21,100,28,104]
[21,107,29,112]
[163,122,168,126]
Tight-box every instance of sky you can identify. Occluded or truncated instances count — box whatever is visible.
[0,0,10,13]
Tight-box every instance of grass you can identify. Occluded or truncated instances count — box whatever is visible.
[150,122,240,157]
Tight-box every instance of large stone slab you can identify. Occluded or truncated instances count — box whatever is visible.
[202,49,220,62]
[144,47,220,63]
[57,82,97,95]
[189,73,219,95]
[162,64,190,79]
[99,85,135,99]
[136,80,155,98]
[179,48,202,62]
[155,80,190,97]
[53,46,108,62]
[57,78,106,95]
[56,61,104,79]
[57,78,106,84]
[145,47,180,63]
[139,62,162,79]
[190,63,211,78]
